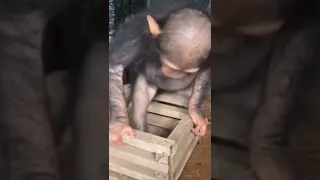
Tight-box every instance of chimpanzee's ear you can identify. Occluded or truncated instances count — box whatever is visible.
[147,15,161,36]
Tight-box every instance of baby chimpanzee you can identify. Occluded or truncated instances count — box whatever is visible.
[109,3,211,146]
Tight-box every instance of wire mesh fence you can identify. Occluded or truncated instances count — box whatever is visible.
[109,0,210,41]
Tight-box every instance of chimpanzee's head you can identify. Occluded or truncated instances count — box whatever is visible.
[147,8,211,78]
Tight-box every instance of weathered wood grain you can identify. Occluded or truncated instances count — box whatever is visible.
[122,130,175,155]
[148,102,188,119]
[147,113,179,131]
[109,170,136,180]
[172,132,197,172]
[110,156,167,180]
[109,144,169,173]
[173,136,199,180]
[153,93,189,108]
[127,107,173,137]
[154,116,194,166]
[168,117,195,155]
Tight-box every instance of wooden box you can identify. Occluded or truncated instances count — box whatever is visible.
[109,85,199,180]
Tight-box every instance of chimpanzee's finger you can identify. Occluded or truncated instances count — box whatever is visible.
[122,126,135,137]
[114,139,123,147]
[128,128,136,137]
[190,115,200,125]
[192,125,201,136]
[110,134,123,147]
[199,127,207,136]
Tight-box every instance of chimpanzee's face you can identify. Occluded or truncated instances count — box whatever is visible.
[160,55,202,79]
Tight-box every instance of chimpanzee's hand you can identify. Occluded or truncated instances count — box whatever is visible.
[188,108,209,136]
[109,122,135,147]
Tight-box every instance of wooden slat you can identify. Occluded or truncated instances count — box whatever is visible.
[110,156,167,180]
[154,116,194,165]
[153,93,188,108]
[109,144,169,173]
[212,157,255,180]
[167,116,194,155]
[122,130,175,155]
[173,136,199,180]
[109,170,136,180]
[172,132,196,172]
[168,117,198,180]
[148,102,188,120]
[127,107,179,133]
[147,113,179,131]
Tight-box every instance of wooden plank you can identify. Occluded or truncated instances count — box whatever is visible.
[147,113,179,131]
[127,108,178,133]
[110,156,167,180]
[109,170,136,180]
[155,117,194,165]
[122,130,175,155]
[153,93,188,108]
[148,102,188,119]
[172,132,196,172]
[109,144,169,173]
[168,117,194,155]
[173,136,199,180]
[212,157,255,180]
[126,110,173,137]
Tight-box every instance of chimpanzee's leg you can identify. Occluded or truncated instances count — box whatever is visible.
[131,74,158,132]
[0,10,59,180]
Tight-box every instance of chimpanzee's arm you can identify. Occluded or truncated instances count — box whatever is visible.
[250,23,318,180]
[188,68,211,110]
[109,43,141,125]
[108,7,149,125]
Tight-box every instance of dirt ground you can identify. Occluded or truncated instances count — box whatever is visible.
[179,100,211,180]
[179,124,211,180]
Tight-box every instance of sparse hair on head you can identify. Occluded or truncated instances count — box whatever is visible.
[159,8,211,67]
